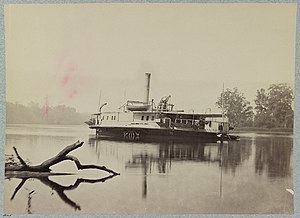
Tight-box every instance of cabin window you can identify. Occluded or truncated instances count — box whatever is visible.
[106,116,109,120]
[181,120,187,124]
[141,116,144,120]
[146,116,149,121]
[114,116,116,120]
[188,120,193,125]
[175,119,180,123]
[111,116,113,120]
[219,124,223,131]
[151,116,155,121]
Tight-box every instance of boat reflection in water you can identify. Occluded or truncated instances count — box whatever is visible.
[88,136,253,198]
[88,134,292,211]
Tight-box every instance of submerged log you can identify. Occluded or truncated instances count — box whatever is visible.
[5,140,120,176]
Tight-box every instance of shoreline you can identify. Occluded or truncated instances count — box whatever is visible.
[6,124,294,132]
[232,127,293,135]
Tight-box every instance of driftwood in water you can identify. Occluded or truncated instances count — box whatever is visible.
[6,140,120,211]
[5,140,120,175]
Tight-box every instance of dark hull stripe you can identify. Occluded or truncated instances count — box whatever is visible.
[92,126,223,142]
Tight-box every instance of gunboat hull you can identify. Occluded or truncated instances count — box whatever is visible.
[90,126,232,142]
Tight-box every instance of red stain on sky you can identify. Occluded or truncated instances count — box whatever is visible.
[60,61,77,86]
[68,89,77,98]
[69,63,75,72]
[58,56,82,101]
[61,72,71,86]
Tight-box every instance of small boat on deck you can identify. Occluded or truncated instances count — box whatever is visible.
[85,73,239,142]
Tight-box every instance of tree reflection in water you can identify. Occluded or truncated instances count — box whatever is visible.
[255,136,292,177]
[221,140,252,174]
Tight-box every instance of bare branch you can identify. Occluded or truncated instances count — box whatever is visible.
[39,141,84,169]
[65,155,120,175]
[12,147,28,167]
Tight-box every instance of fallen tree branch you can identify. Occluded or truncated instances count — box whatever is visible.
[5,140,120,176]
[65,155,120,175]
[38,140,84,169]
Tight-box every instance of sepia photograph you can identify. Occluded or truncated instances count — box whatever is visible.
[2,2,296,215]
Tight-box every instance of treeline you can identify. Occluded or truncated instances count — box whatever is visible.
[216,83,294,129]
[6,102,88,125]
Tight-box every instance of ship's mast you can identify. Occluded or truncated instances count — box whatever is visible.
[221,83,224,123]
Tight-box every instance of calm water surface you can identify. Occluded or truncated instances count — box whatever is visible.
[4,124,293,214]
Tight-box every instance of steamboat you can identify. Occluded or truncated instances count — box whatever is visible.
[85,73,238,142]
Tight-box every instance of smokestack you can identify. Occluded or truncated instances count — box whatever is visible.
[144,72,151,104]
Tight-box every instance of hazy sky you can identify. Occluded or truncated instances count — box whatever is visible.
[4,3,296,113]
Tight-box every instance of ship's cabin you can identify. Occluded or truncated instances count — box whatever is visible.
[89,110,160,126]
[161,112,230,133]
[88,110,230,134]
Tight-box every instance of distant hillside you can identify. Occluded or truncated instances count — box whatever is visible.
[6,102,89,125]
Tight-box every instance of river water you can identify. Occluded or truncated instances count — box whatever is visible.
[4,124,294,215]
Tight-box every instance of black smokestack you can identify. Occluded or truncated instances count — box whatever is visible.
[144,72,151,104]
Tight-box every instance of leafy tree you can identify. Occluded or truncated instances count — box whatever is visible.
[254,89,268,114]
[254,83,293,128]
[254,88,271,127]
[216,87,254,127]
